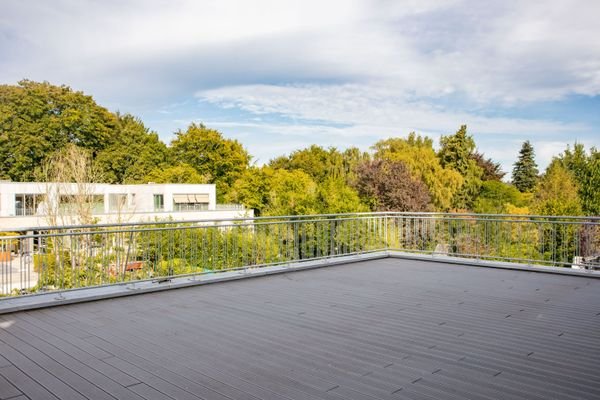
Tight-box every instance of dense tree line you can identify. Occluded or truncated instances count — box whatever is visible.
[1,80,598,217]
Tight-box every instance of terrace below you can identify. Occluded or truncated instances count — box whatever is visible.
[1,258,599,400]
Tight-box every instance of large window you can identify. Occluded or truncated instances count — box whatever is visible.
[15,194,44,216]
[172,194,209,212]
[58,195,104,215]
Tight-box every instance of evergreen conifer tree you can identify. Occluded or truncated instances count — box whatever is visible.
[512,141,538,192]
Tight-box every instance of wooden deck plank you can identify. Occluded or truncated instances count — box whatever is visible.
[0,258,599,400]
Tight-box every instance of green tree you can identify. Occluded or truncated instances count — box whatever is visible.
[558,143,600,215]
[170,123,250,199]
[355,159,431,212]
[95,114,168,183]
[270,145,369,184]
[0,80,118,181]
[264,169,319,216]
[532,161,582,216]
[438,125,483,210]
[512,140,539,192]
[316,177,368,214]
[473,181,525,214]
[470,151,506,181]
[373,133,462,210]
[144,163,208,184]
[225,166,273,215]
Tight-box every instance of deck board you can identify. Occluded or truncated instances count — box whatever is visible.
[1,258,599,400]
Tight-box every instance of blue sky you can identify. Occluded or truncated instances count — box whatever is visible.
[1,0,599,175]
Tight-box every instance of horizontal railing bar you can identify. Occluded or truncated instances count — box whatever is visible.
[2,211,599,233]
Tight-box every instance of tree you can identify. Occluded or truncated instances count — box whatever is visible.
[40,144,105,226]
[144,163,207,184]
[269,145,369,184]
[355,160,431,212]
[512,140,539,192]
[558,143,600,215]
[532,161,582,216]
[170,123,250,199]
[95,114,168,183]
[473,181,525,214]
[0,80,118,181]
[470,151,506,181]
[226,167,273,215]
[264,169,319,216]
[316,177,368,214]
[373,133,462,210]
[438,125,483,209]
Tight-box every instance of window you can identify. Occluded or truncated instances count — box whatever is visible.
[153,194,164,211]
[109,194,127,212]
[172,194,209,211]
[15,194,43,216]
[58,195,104,215]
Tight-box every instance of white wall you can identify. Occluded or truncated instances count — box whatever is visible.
[0,182,245,230]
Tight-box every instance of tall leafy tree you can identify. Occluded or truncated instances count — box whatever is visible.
[473,181,525,214]
[316,177,368,214]
[355,160,431,212]
[373,133,462,210]
[225,166,273,215]
[270,145,369,184]
[264,169,319,216]
[0,80,118,181]
[558,143,600,215]
[532,161,582,216]
[470,151,506,181]
[95,114,168,183]
[438,125,483,209]
[170,123,250,199]
[512,140,539,192]
[144,163,207,184]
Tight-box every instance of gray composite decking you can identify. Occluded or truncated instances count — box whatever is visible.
[0,258,599,400]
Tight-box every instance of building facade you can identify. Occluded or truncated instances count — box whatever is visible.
[0,181,251,230]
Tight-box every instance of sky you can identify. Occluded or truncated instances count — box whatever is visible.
[1,0,599,175]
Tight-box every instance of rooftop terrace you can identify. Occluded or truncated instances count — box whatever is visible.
[1,257,599,400]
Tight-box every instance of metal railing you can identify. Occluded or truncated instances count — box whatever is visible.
[1,212,599,297]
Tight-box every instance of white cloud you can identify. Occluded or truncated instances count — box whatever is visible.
[1,0,599,173]
[196,82,593,173]
[2,0,599,103]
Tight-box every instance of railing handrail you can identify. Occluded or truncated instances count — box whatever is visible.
[2,211,598,234]
[1,211,599,299]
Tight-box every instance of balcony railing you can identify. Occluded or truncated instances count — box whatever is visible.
[1,212,599,297]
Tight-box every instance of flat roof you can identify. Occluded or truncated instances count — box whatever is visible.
[1,258,599,400]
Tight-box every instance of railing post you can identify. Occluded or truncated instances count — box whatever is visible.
[384,214,389,251]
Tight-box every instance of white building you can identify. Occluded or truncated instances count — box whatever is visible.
[0,181,252,230]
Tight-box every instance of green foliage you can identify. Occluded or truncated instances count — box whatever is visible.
[0,80,118,181]
[0,79,589,219]
[438,125,483,210]
[316,177,368,214]
[473,181,525,214]
[512,140,539,192]
[471,151,506,181]
[170,123,250,199]
[558,143,600,215]
[144,163,208,184]
[95,114,168,183]
[269,145,369,185]
[355,159,431,212]
[532,161,582,216]
[227,166,367,216]
[264,169,319,216]
[373,133,463,210]
[225,166,272,215]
